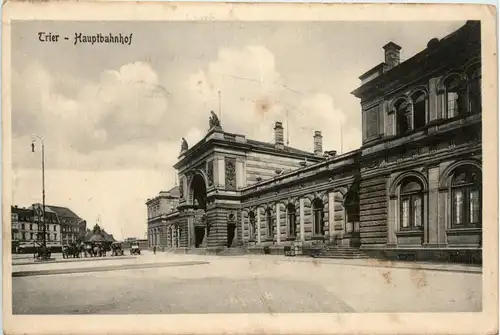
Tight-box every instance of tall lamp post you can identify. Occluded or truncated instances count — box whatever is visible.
[30,135,46,249]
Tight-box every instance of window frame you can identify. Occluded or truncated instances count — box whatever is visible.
[266,209,273,238]
[467,66,482,115]
[398,178,425,231]
[312,199,325,236]
[248,212,256,241]
[451,168,482,228]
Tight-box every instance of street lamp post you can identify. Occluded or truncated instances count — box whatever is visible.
[31,135,46,249]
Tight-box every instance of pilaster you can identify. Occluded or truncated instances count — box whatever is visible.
[257,208,261,244]
[276,203,281,244]
[299,198,305,242]
[328,192,335,241]
[427,165,440,245]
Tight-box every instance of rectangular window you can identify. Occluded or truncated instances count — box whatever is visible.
[447,92,459,118]
[413,197,422,227]
[469,188,480,224]
[401,199,410,228]
[453,189,464,225]
[365,106,379,139]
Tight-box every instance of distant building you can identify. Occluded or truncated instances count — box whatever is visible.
[146,186,180,249]
[12,204,62,252]
[83,225,115,244]
[48,205,87,245]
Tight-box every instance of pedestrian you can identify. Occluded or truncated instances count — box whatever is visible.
[153,245,156,255]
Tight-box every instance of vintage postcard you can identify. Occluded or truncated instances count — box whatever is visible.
[2,2,498,335]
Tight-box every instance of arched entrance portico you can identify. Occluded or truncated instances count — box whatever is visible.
[190,173,208,248]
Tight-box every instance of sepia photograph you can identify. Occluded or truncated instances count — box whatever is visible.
[2,2,498,335]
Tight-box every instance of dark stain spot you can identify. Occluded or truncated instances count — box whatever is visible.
[255,97,272,116]
[382,271,392,284]
[410,267,427,288]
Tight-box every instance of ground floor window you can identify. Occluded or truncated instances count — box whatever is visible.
[451,166,482,227]
[399,177,424,230]
[312,199,324,235]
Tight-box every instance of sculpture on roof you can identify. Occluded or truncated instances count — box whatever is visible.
[181,137,189,152]
[209,110,221,128]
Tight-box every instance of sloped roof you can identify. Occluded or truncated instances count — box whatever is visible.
[84,229,116,243]
[29,204,57,214]
[45,205,81,220]
[246,139,319,158]
[166,186,180,197]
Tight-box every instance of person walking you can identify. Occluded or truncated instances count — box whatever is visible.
[153,245,156,255]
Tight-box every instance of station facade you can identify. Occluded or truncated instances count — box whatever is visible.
[147,21,482,262]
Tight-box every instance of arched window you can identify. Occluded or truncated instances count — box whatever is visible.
[444,75,464,118]
[266,208,273,238]
[312,199,324,236]
[248,211,256,241]
[395,99,412,134]
[286,204,296,238]
[467,65,481,114]
[399,178,424,230]
[451,166,482,227]
[411,91,427,129]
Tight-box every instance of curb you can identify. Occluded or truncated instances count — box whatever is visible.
[12,261,210,277]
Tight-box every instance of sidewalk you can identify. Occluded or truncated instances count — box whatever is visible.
[223,253,482,274]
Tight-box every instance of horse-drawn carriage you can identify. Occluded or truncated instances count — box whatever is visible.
[62,243,83,259]
[35,245,52,260]
[83,242,107,257]
[111,242,125,256]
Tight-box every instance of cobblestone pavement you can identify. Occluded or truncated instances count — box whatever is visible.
[12,252,482,314]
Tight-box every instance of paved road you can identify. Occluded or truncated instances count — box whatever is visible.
[11,252,482,314]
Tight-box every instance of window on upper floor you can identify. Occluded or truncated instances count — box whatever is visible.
[444,74,466,118]
[411,91,427,129]
[364,105,380,140]
[467,65,481,114]
[395,100,412,134]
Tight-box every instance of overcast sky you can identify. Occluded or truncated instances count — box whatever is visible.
[11,20,466,240]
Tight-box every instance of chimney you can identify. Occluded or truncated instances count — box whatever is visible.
[313,131,323,155]
[274,122,284,148]
[383,42,402,69]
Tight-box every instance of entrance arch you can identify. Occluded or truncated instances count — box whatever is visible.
[189,173,208,247]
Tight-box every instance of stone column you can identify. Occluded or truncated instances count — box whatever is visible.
[276,203,281,244]
[299,198,305,242]
[257,209,261,244]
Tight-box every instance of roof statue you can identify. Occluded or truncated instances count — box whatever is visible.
[181,137,189,152]
[209,110,221,129]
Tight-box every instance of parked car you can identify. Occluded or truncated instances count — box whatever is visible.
[130,242,141,255]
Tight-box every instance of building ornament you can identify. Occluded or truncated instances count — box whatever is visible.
[180,138,189,153]
[209,110,221,128]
